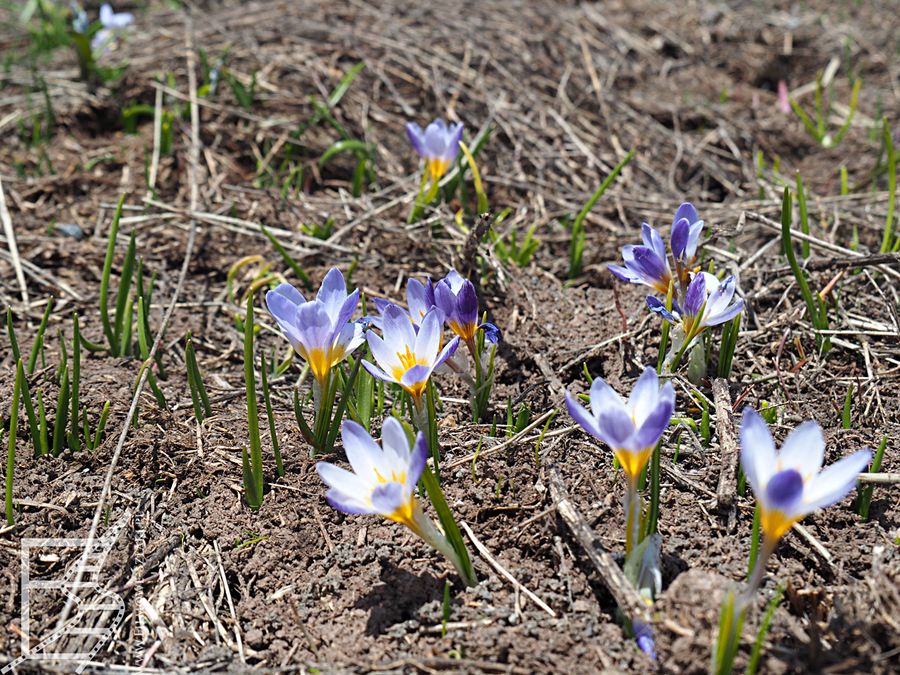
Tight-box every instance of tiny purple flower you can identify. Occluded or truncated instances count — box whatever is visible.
[406,119,464,182]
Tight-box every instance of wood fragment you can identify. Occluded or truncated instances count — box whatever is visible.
[547,467,651,632]
[0,176,29,309]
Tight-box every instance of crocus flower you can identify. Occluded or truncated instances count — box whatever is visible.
[371,277,436,329]
[91,3,134,53]
[266,268,364,387]
[647,272,743,332]
[670,202,704,289]
[364,305,459,405]
[406,119,464,183]
[434,270,479,344]
[317,418,468,576]
[71,3,89,33]
[566,367,674,481]
[608,223,673,295]
[566,367,674,553]
[740,409,871,543]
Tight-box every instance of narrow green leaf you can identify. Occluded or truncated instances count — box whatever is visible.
[70,313,81,452]
[27,297,54,374]
[420,464,477,588]
[569,149,634,278]
[113,231,137,354]
[260,224,311,289]
[51,364,70,457]
[244,296,264,507]
[6,360,23,525]
[746,585,785,675]
[328,62,365,107]
[260,352,283,478]
[100,195,126,352]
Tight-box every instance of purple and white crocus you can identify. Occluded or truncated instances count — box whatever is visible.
[435,270,480,345]
[363,305,459,406]
[317,418,470,580]
[647,272,743,336]
[406,119,464,183]
[566,367,675,553]
[372,277,437,329]
[739,408,871,599]
[670,202,704,290]
[608,223,673,296]
[91,3,134,54]
[266,268,365,387]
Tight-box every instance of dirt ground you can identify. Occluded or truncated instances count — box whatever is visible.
[1,0,898,673]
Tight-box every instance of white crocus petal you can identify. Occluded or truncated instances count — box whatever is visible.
[380,417,412,474]
[335,321,365,356]
[415,311,442,362]
[800,449,872,513]
[316,463,375,513]
[565,391,601,439]
[588,378,629,419]
[776,421,825,479]
[316,267,348,318]
[626,368,660,428]
[739,408,777,495]
[367,332,402,373]
[341,420,383,479]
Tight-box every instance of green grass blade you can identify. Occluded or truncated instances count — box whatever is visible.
[746,584,785,675]
[780,188,827,348]
[36,390,49,457]
[795,173,810,259]
[51,364,70,457]
[243,296,264,508]
[185,333,213,421]
[6,308,20,363]
[70,313,81,452]
[100,195,126,352]
[832,79,862,146]
[420,464,477,587]
[260,224,311,289]
[325,357,362,452]
[568,149,634,278]
[27,297,54,374]
[260,352,284,478]
[328,62,365,107]
[858,437,887,520]
[114,231,137,354]
[91,401,111,450]
[6,360,24,525]
[842,383,853,429]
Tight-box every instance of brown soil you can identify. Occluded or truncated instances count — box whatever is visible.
[1,0,898,673]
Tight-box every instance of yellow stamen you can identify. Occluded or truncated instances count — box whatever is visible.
[448,320,477,342]
[426,157,451,182]
[614,447,654,482]
[307,348,330,384]
[386,495,418,530]
[373,468,407,485]
[760,507,797,542]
